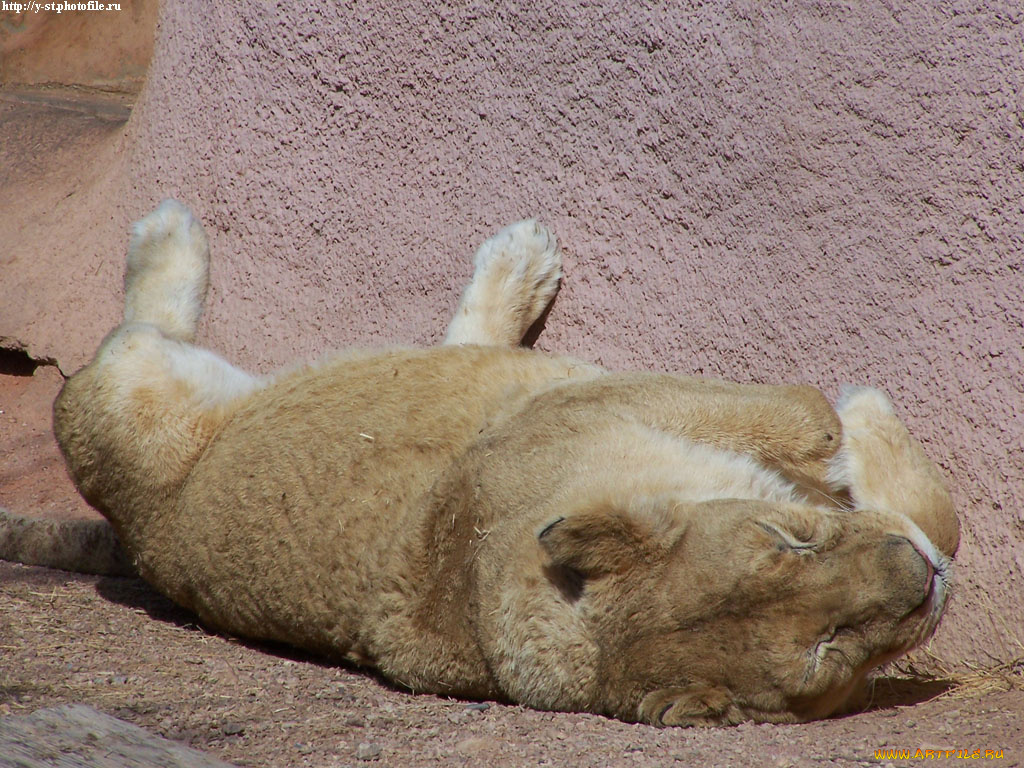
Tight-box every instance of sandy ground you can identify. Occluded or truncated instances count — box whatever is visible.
[3,561,1023,768]
[1,368,1023,767]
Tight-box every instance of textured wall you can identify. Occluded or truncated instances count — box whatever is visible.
[9,1,1024,663]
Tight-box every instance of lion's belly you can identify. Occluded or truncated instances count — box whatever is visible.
[133,345,596,661]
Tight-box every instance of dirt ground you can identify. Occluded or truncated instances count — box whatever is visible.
[2,367,1023,767]
[1,561,1022,768]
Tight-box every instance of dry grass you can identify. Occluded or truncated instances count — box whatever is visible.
[893,649,1024,700]
[887,589,1024,702]
[868,585,1024,708]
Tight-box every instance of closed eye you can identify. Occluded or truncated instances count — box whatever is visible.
[807,625,856,679]
[815,626,856,663]
[758,521,818,554]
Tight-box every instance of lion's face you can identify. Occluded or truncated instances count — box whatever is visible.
[531,497,950,726]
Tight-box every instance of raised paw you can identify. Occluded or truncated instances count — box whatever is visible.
[123,199,210,342]
[827,386,958,556]
[827,386,910,498]
[471,219,562,312]
[444,219,561,347]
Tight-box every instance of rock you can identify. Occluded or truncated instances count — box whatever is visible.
[356,742,382,761]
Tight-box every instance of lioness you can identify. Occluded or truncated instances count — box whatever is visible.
[46,200,957,726]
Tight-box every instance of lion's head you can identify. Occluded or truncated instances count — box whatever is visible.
[479,494,950,726]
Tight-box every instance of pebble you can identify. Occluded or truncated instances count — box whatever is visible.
[222,722,244,736]
[356,742,382,761]
[455,736,498,755]
[319,682,351,701]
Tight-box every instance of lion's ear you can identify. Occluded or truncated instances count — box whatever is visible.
[638,685,734,727]
[537,499,686,577]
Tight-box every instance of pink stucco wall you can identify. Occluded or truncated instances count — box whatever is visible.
[5,2,1022,664]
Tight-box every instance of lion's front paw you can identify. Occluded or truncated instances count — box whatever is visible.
[445,219,562,346]
[123,199,210,341]
[827,384,958,556]
[638,685,735,727]
[827,385,900,495]
[833,385,896,429]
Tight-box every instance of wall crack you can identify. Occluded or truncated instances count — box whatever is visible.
[0,343,67,380]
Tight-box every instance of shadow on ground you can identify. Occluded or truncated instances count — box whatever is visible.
[862,675,955,710]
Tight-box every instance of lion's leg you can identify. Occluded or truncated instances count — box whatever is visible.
[115,199,263,408]
[123,199,210,342]
[55,201,264,533]
[544,374,843,495]
[444,220,561,346]
[572,377,955,547]
[826,387,958,557]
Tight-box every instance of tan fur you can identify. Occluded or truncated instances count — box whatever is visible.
[0,509,132,576]
[49,200,959,726]
[445,219,561,346]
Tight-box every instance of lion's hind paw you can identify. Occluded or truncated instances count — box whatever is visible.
[445,219,562,346]
[473,219,561,309]
[123,199,210,342]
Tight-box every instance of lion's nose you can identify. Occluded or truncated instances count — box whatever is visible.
[879,535,935,616]
[908,538,936,604]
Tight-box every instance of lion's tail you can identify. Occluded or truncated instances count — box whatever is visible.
[0,508,135,576]
[122,199,210,342]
